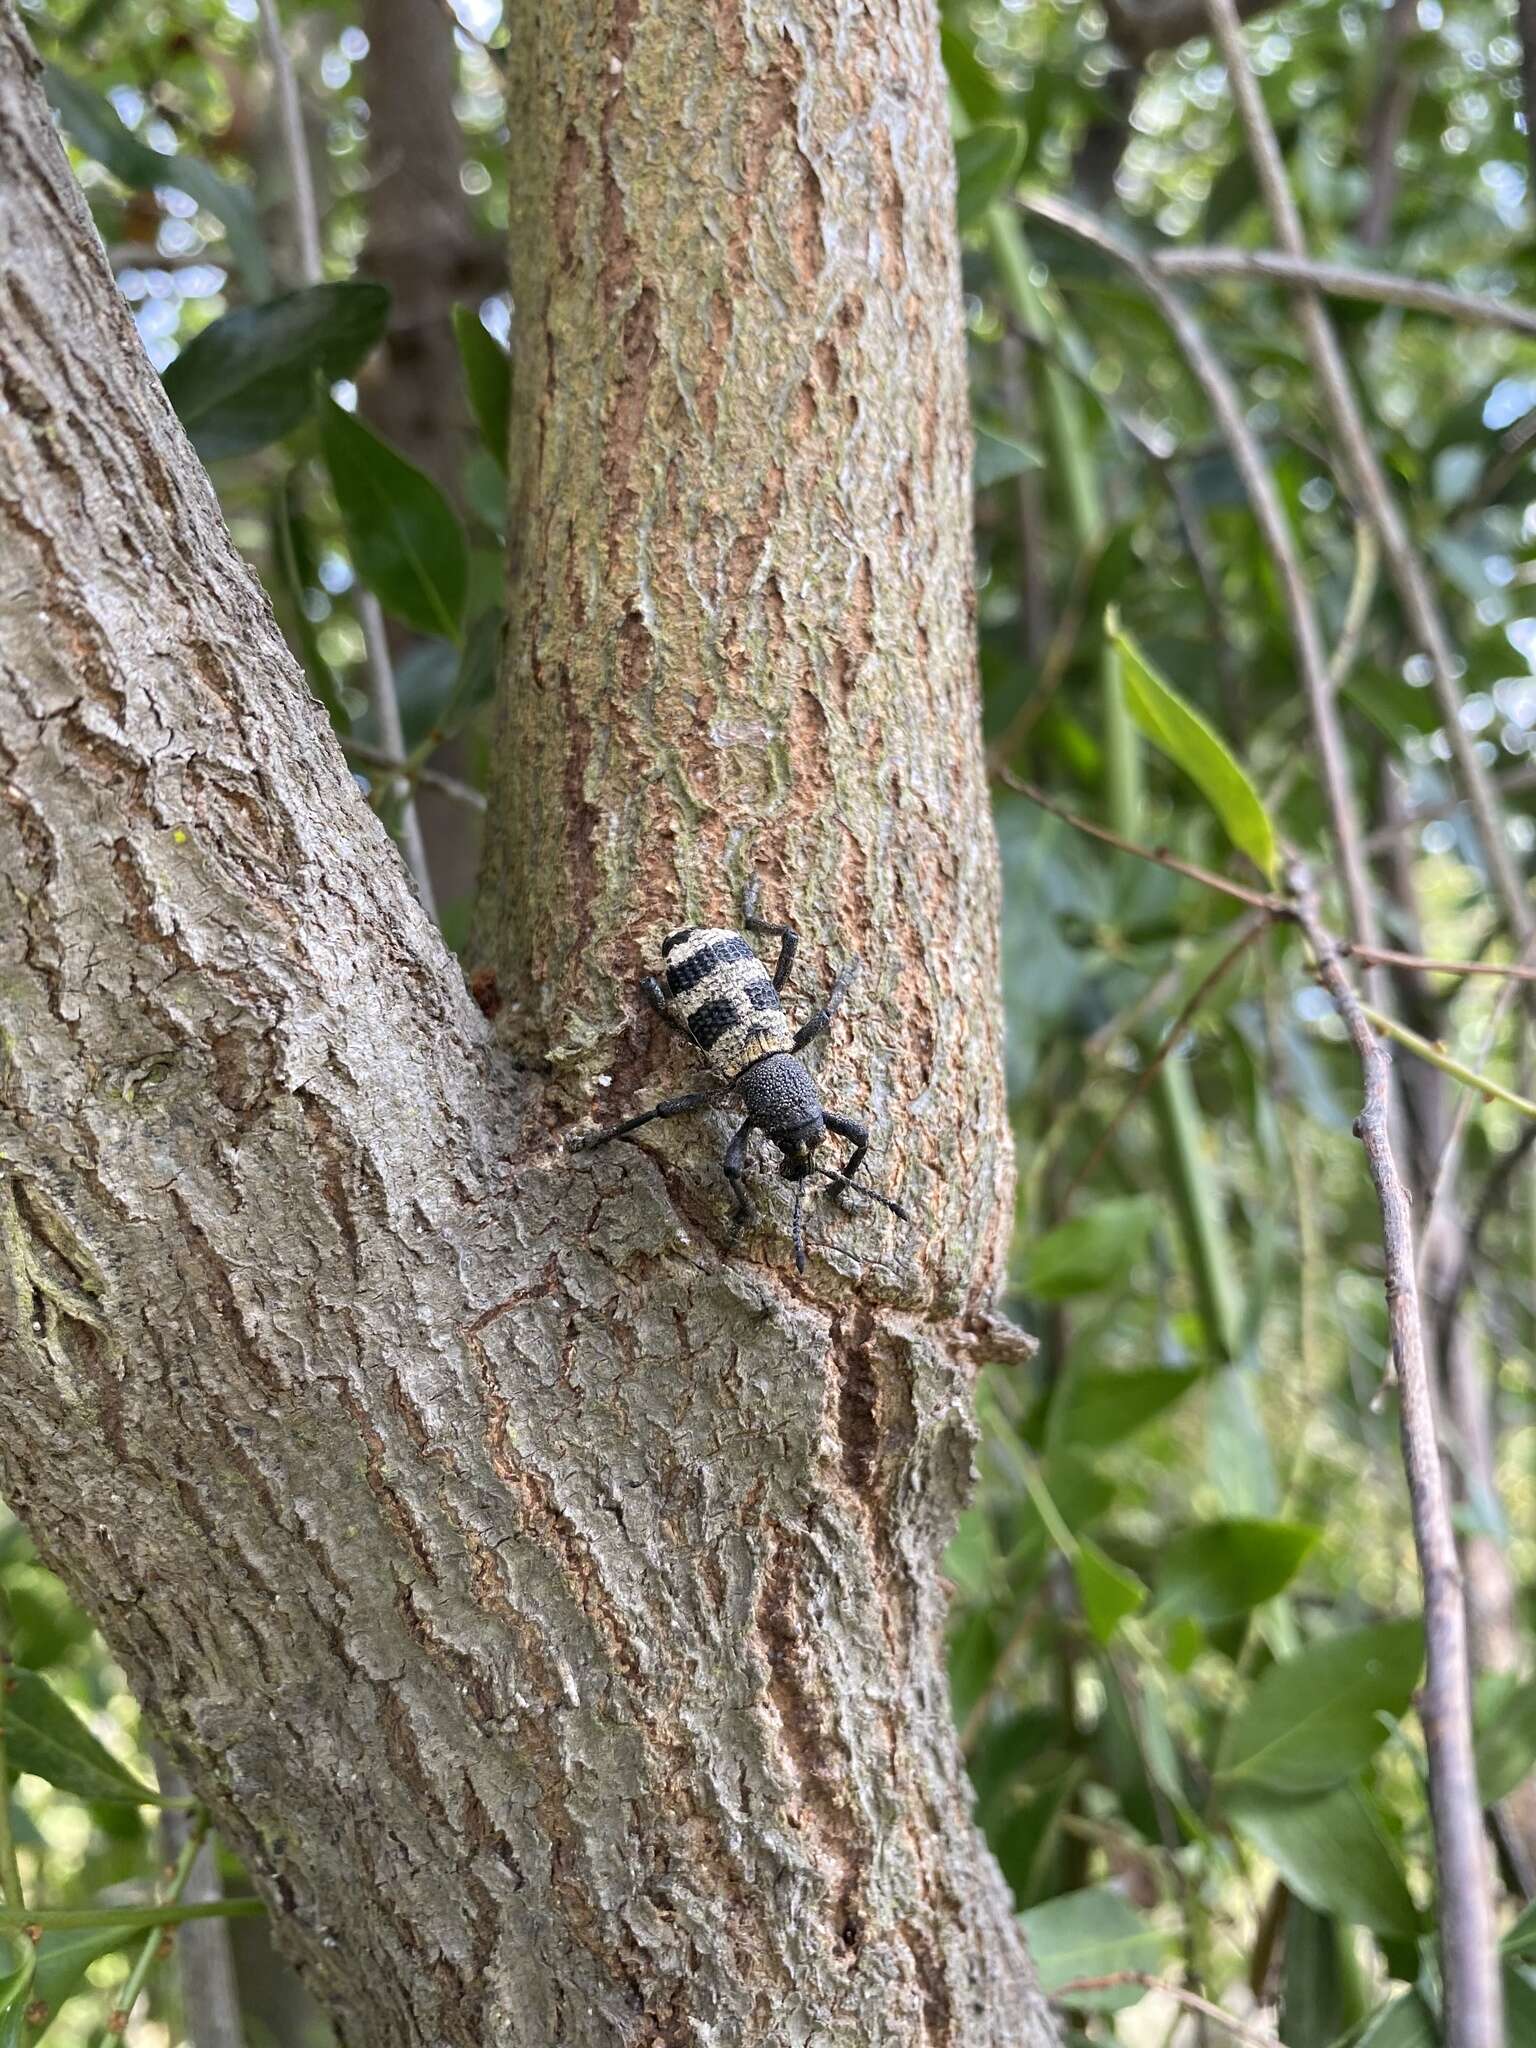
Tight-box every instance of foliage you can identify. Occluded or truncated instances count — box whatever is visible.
[8,0,1536,2038]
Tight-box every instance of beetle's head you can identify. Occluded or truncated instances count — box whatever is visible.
[771,1115,826,1182]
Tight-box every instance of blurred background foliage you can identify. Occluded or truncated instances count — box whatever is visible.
[4,0,1536,2039]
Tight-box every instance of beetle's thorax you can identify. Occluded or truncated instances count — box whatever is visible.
[739,1054,825,1178]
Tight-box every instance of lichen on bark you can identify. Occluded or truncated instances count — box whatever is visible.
[0,0,1053,2040]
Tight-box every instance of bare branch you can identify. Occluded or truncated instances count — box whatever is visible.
[1154,247,1536,341]
[255,0,437,919]
[342,739,488,812]
[994,768,1282,911]
[1051,1974,1280,2048]
[1020,191,1384,965]
[1289,863,1502,2048]
[1062,910,1270,1201]
[1346,943,1536,985]
[1204,0,1533,953]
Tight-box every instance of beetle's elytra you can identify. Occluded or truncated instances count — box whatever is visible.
[568,881,909,1271]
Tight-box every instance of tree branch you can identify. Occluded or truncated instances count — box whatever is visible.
[1051,1974,1279,2048]
[1204,0,1533,956]
[1019,191,1384,968]
[1153,246,1536,341]
[1288,864,1502,2048]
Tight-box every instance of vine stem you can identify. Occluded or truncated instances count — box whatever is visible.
[97,1813,210,2044]
[0,1598,25,1915]
[1289,860,1501,2048]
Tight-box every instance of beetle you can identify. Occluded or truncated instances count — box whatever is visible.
[567,882,910,1271]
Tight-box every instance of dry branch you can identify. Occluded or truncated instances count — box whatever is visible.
[1154,247,1536,341]
[1289,864,1502,2048]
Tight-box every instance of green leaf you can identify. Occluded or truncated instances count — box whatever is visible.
[1281,1901,1369,2048]
[321,399,468,641]
[1215,1620,1423,1794]
[1154,1518,1320,1624]
[163,283,390,461]
[1019,1197,1158,1301]
[1016,1884,1166,2011]
[1046,1366,1200,1453]
[989,1763,1083,1908]
[1474,1674,1536,1804]
[2,1667,163,1805]
[453,306,513,473]
[940,23,1007,126]
[1224,1780,1421,1938]
[32,1925,138,2026]
[1073,1539,1145,1644]
[973,421,1043,487]
[43,67,269,294]
[1506,1897,1536,1959]
[1108,612,1278,881]
[0,1946,35,2048]
[955,123,1026,231]
[1352,1991,1440,2048]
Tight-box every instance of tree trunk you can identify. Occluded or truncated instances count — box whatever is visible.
[0,1,1051,2043]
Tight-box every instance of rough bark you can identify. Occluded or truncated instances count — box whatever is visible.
[0,2,1050,2045]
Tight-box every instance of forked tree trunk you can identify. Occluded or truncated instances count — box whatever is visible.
[0,0,1052,2041]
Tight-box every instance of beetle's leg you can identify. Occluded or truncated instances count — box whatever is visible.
[818,1111,912,1221]
[791,958,859,1052]
[822,1109,869,1185]
[641,974,690,1037]
[723,1117,757,1240]
[567,1086,724,1149]
[742,879,799,993]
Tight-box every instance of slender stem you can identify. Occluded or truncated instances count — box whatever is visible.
[1153,248,1536,342]
[358,595,439,921]
[1416,936,1536,1266]
[1204,0,1532,951]
[256,0,438,919]
[1290,862,1501,2048]
[996,768,1281,911]
[1019,191,1383,966]
[1358,1005,1536,1124]
[255,0,322,287]
[1347,943,1536,984]
[0,1902,262,1932]
[1062,912,1269,1202]
[99,1814,211,2043]
[1051,1974,1280,2048]
[0,1598,25,1915]
[1360,763,1536,854]
[342,739,488,812]
[1327,522,1379,691]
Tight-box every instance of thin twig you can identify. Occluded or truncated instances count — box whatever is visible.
[255,0,322,286]
[995,767,1282,911]
[256,0,438,918]
[1153,248,1536,342]
[1327,521,1380,692]
[987,537,1104,765]
[1347,943,1536,984]
[1359,1005,1536,1124]
[1051,1972,1280,2048]
[1417,936,1536,1264]
[358,596,440,919]
[1020,191,1384,966]
[0,1598,24,1914]
[1290,861,1501,2048]
[342,738,488,812]
[1205,0,1533,956]
[99,1812,210,2045]
[1360,764,1536,854]
[1062,911,1269,1202]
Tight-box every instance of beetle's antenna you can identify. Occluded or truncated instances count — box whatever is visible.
[791,1181,808,1273]
[814,1167,911,1222]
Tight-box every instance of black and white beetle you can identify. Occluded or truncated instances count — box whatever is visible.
[568,882,910,1271]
